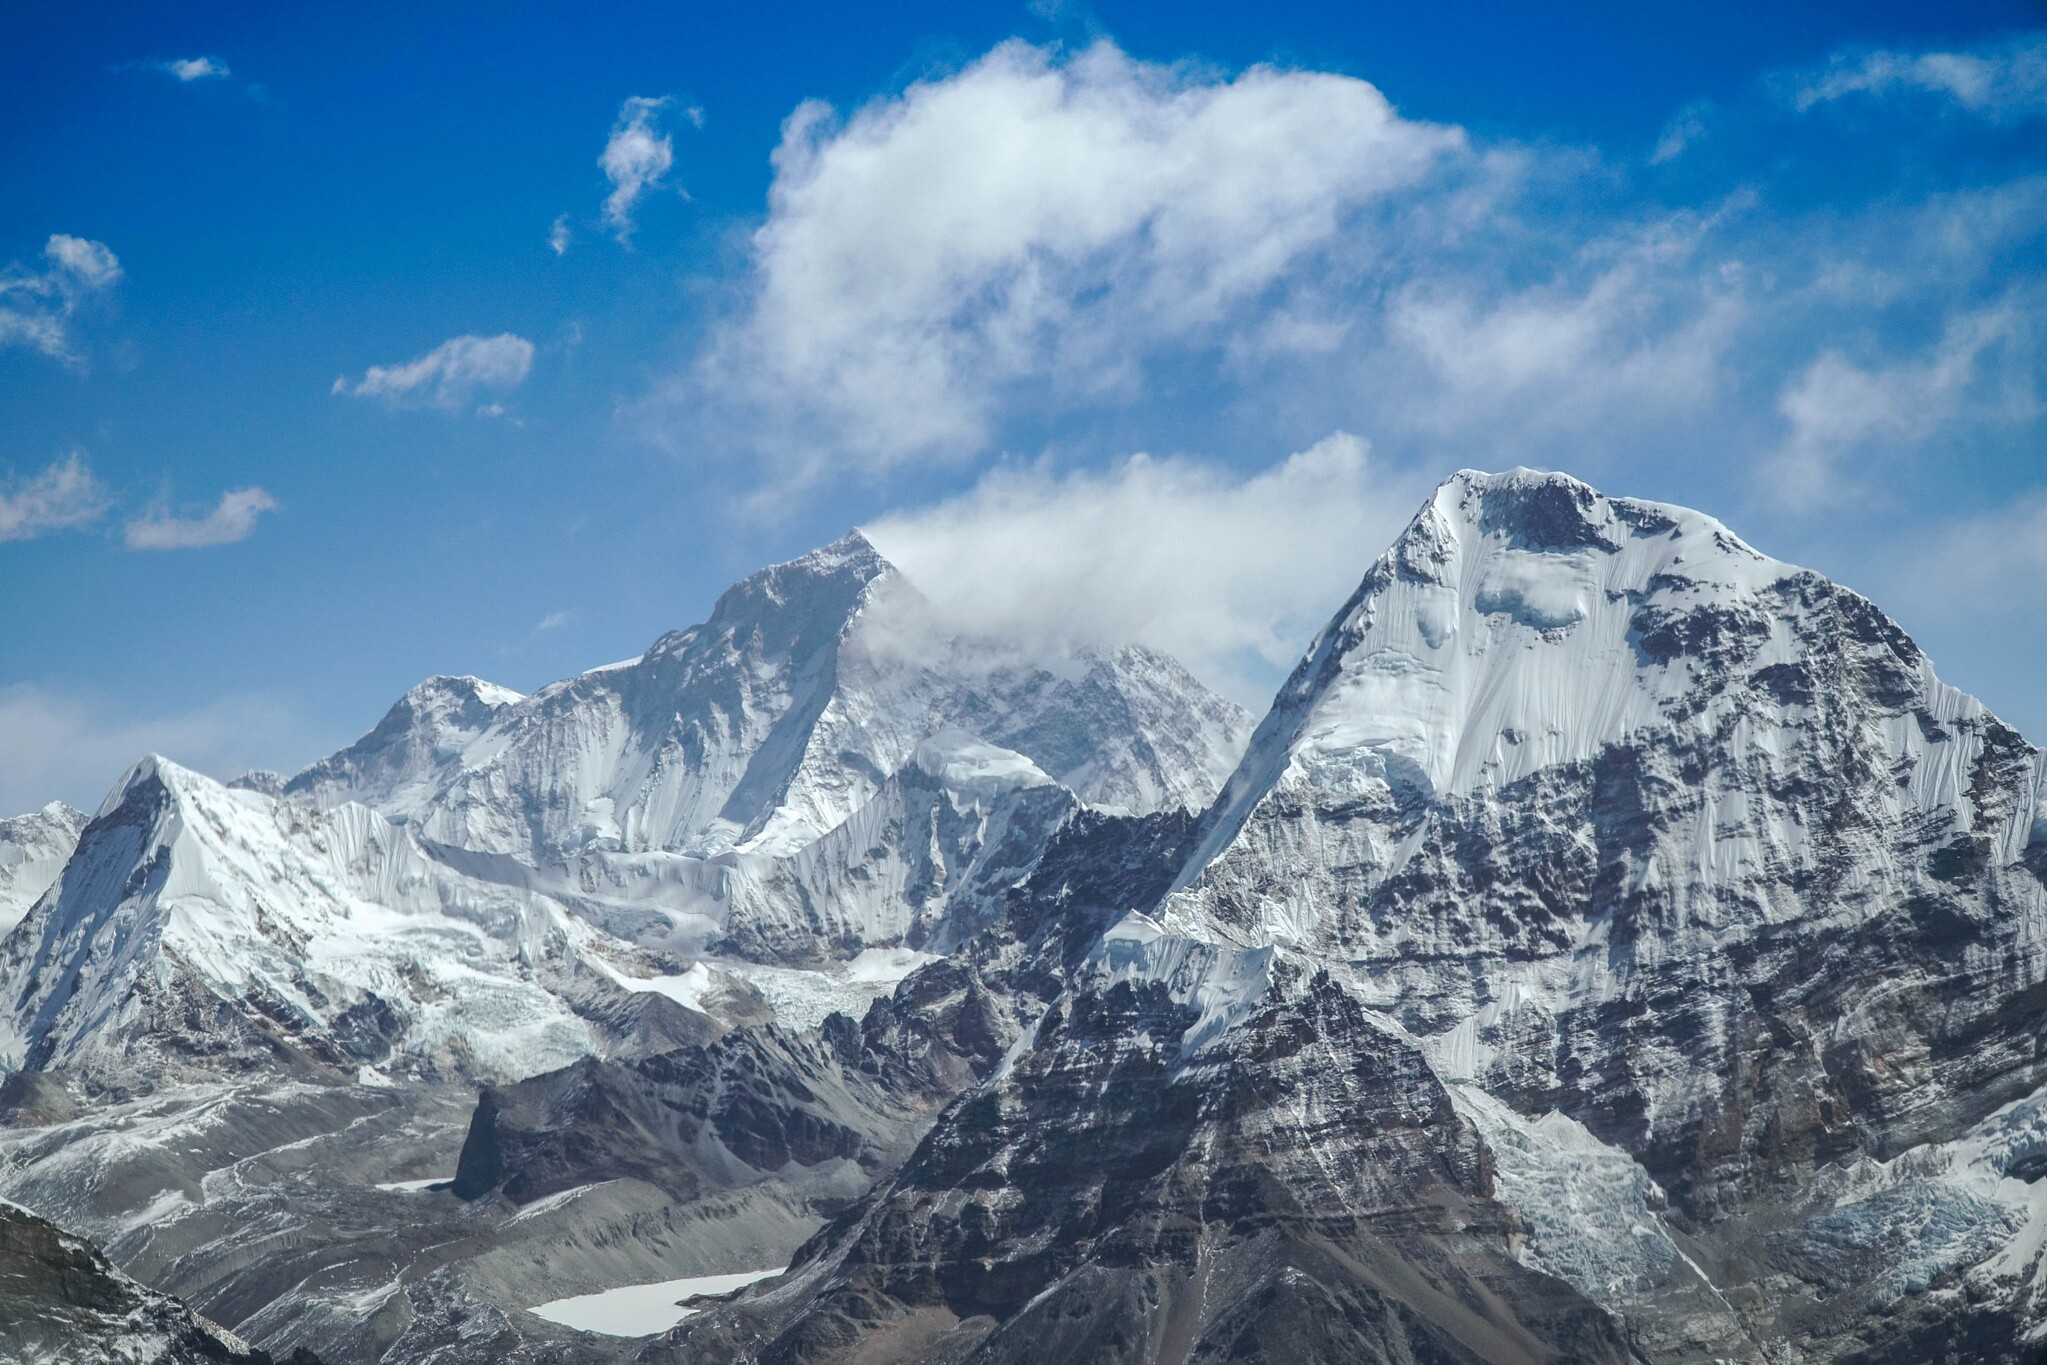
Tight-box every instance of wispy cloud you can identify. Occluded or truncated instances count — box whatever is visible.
[548,213,572,256]
[124,487,279,550]
[333,332,535,411]
[1771,304,2026,507]
[1893,491,2047,622]
[534,610,570,632]
[0,234,122,367]
[1790,36,2047,121]
[601,96,694,241]
[0,452,110,543]
[1650,99,1712,163]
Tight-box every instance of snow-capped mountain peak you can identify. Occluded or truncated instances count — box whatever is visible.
[285,530,1251,867]
[1175,465,1975,895]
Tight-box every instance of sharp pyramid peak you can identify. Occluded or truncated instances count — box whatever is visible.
[93,753,207,820]
[697,527,906,636]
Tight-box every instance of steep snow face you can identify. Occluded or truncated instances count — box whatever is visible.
[0,801,87,940]
[285,674,522,816]
[287,533,1251,868]
[1150,469,2047,1229]
[717,730,1078,963]
[0,756,750,1089]
[1169,467,2041,964]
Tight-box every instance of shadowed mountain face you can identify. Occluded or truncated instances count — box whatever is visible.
[0,1199,320,1365]
[653,972,1637,1365]
[7,473,2047,1364]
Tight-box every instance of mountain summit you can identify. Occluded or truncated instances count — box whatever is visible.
[288,531,1252,866]
[5,478,2047,1364]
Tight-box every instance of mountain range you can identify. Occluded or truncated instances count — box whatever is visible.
[3,471,2044,1365]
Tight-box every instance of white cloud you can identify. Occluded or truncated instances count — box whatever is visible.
[549,213,572,256]
[162,56,231,82]
[0,234,122,366]
[0,452,110,542]
[333,332,535,410]
[0,684,304,814]
[1792,37,2047,120]
[534,610,570,632]
[601,96,686,241]
[700,40,1462,475]
[1771,305,2022,506]
[124,487,278,550]
[864,432,1422,702]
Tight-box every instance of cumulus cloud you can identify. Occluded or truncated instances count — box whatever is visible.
[0,452,110,542]
[1771,305,2024,506]
[332,332,535,410]
[124,487,279,550]
[0,234,122,366]
[1791,36,2047,120]
[602,96,691,241]
[699,40,1462,475]
[864,433,1422,701]
[0,683,305,814]
[161,56,231,82]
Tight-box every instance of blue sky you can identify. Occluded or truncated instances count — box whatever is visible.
[2,0,2044,811]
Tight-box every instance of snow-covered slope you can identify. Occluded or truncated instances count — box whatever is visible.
[715,730,1081,963]
[285,533,1250,867]
[679,469,2047,1365]
[0,800,86,939]
[0,756,764,1091]
[1130,467,2047,1354]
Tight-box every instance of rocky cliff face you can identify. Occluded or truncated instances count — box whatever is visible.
[0,531,1251,1362]
[1140,470,2047,1357]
